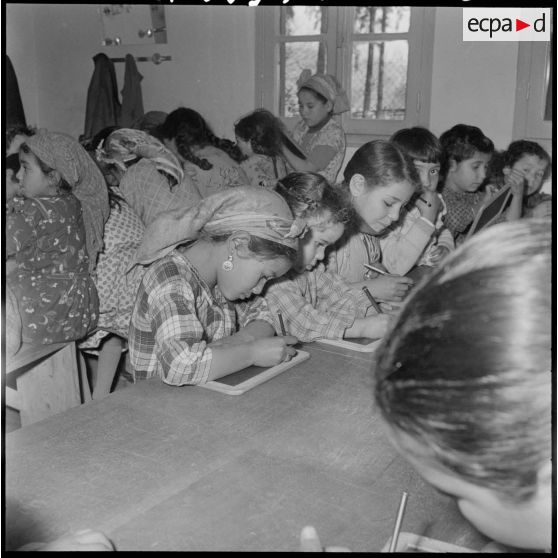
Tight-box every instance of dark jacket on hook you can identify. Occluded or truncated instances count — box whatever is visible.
[120,54,145,128]
[82,53,121,143]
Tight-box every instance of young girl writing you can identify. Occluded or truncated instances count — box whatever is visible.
[128,186,303,385]
[379,127,454,275]
[263,172,392,342]
[374,218,551,551]
[327,140,419,302]
[155,107,249,199]
[6,131,106,346]
[234,108,288,189]
[281,70,349,184]
[486,139,551,220]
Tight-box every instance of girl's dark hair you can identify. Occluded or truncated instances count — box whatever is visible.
[234,109,285,159]
[275,172,353,226]
[390,127,442,165]
[439,124,494,179]
[299,86,329,106]
[342,140,421,193]
[157,108,244,169]
[374,218,551,504]
[6,124,36,148]
[203,233,297,265]
[20,143,72,193]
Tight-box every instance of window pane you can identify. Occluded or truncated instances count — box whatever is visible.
[353,6,410,34]
[280,7,327,36]
[279,42,326,117]
[350,40,408,120]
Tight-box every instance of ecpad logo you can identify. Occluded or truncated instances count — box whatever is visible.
[463,8,550,42]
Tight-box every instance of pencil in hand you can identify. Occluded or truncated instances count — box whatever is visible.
[362,286,383,314]
[277,312,287,336]
[363,263,388,276]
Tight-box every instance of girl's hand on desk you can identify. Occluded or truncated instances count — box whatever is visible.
[363,275,414,302]
[250,336,298,366]
[300,525,351,552]
[354,314,392,339]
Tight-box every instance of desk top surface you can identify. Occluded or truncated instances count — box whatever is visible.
[5,344,489,552]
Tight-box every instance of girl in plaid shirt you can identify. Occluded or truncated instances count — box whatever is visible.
[128,186,303,386]
[264,172,392,342]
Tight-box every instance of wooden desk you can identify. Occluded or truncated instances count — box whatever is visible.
[5,342,91,426]
[5,344,489,551]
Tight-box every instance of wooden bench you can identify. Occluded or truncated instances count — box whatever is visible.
[5,341,91,427]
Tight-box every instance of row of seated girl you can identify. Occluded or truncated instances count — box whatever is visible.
[5,110,551,551]
[5,90,552,395]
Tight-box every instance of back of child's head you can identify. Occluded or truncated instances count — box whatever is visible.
[234,109,284,158]
[390,127,442,164]
[343,140,421,193]
[275,172,353,227]
[159,107,242,169]
[374,218,551,505]
[439,124,494,178]
[6,124,36,153]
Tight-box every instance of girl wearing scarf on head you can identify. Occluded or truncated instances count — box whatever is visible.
[281,70,350,185]
[128,186,304,386]
[6,131,108,347]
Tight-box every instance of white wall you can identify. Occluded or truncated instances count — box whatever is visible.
[6,4,255,141]
[7,5,521,152]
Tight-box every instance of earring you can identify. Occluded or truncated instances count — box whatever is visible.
[222,254,234,272]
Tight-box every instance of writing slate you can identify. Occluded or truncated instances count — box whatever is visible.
[200,350,310,395]
[466,185,512,239]
[316,337,382,353]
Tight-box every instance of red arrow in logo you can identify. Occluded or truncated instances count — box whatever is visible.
[516,19,530,31]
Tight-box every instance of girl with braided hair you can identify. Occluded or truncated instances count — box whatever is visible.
[263,172,393,342]
[234,108,288,189]
[155,107,249,198]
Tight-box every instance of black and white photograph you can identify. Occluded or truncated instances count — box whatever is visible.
[4,3,554,552]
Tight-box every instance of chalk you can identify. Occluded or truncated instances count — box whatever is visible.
[388,491,408,552]
[363,263,388,276]
[362,286,383,314]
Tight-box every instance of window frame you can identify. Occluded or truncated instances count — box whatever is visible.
[255,6,436,147]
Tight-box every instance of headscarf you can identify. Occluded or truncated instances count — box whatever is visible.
[25,130,109,273]
[133,186,306,267]
[96,128,184,187]
[297,69,350,115]
[132,110,168,135]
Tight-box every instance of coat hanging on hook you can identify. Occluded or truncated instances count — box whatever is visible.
[82,53,121,144]
[120,53,144,128]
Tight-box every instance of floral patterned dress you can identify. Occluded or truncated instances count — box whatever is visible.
[6,193,99,345]
[240,154,288,189]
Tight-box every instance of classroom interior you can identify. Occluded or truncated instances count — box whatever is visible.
[4,3,554,553]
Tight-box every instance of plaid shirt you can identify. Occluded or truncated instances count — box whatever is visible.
[263,265,372,342]
[129,251,273,385]
[440,185,483,240]
[119,158,201,226]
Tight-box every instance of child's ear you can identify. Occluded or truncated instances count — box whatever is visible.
[348,173,367,198]
[47,170,62,187]
[324,100,334,114]
[448,159,458,173]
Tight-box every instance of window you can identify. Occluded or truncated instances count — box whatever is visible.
[512,40,553,156]
[255,6,435,146]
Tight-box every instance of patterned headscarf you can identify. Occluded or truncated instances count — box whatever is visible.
[133,186,306,267]
[297,69,350,114]
[96,128,184,187]
[26,130,109,273]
